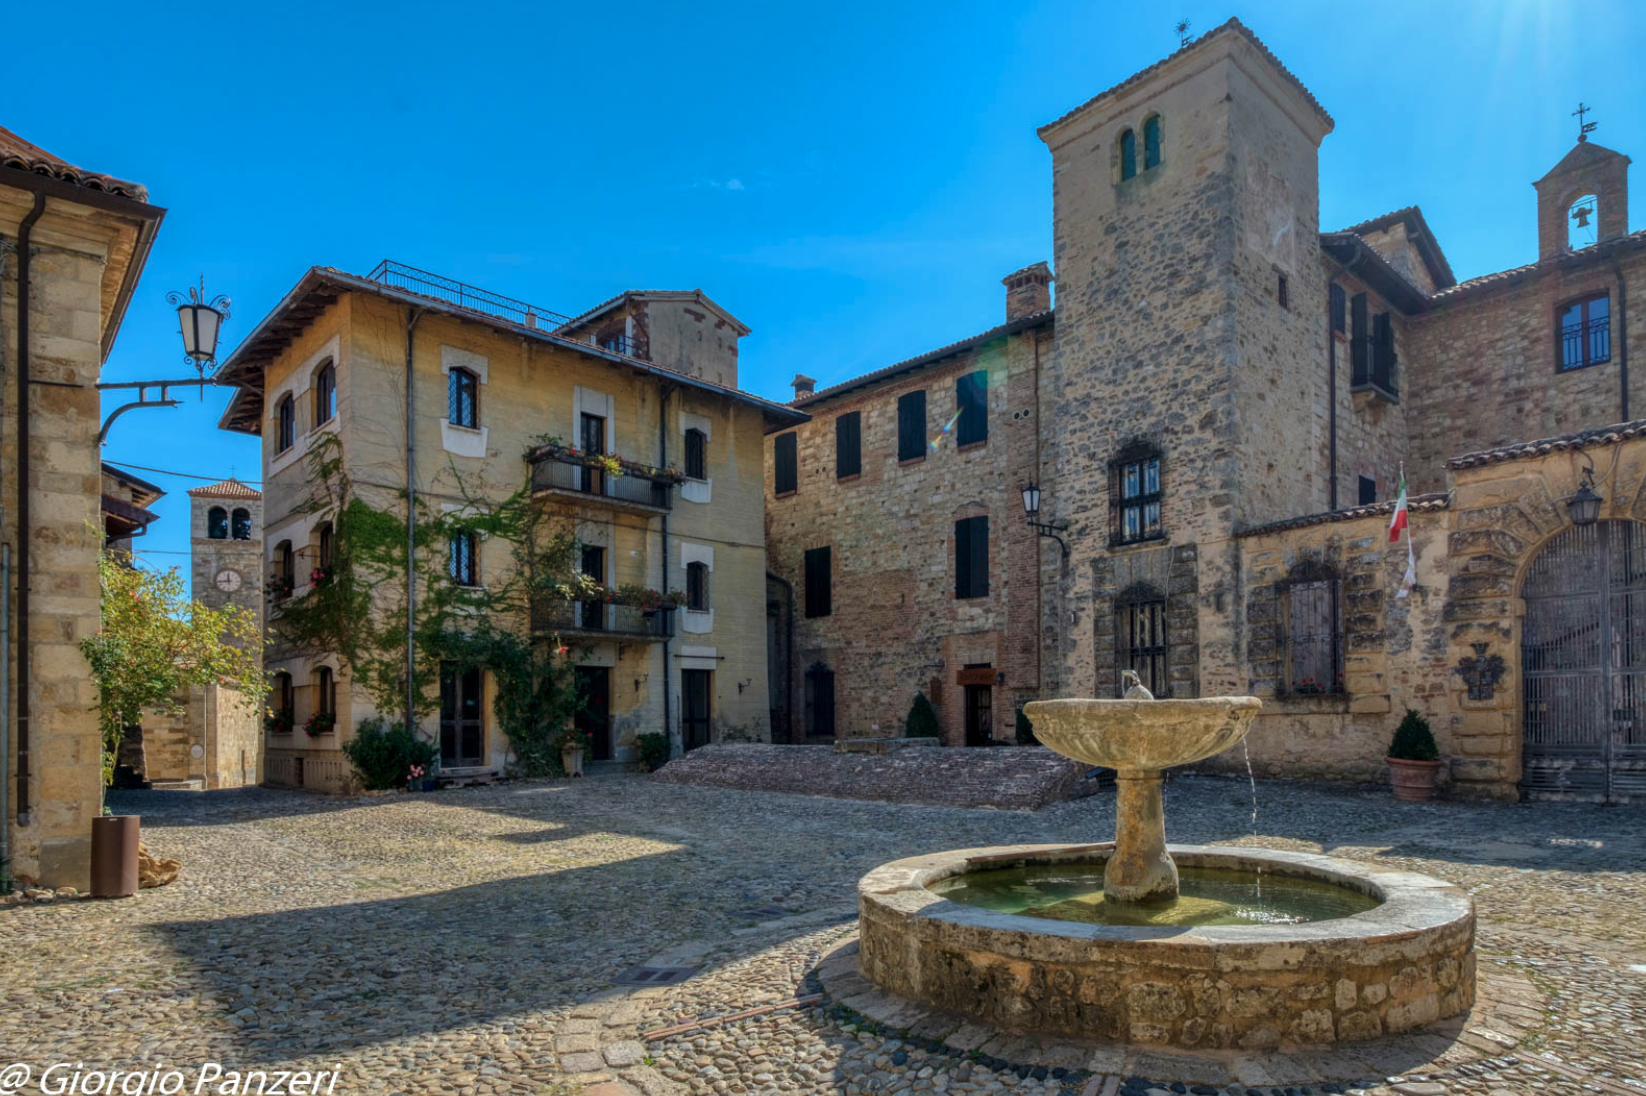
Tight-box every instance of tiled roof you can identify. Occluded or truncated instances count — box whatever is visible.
[0,124,148,202]
[1446,420,1646,470]
[1236,493,1450,539]
[793,309,1053,409]
[1318,233,1430,314]
[1430,229,1646,303]
[186,478,262,500]
[1037,18,1333,140]
[555,288,751,336]
[1333,205,1456,289]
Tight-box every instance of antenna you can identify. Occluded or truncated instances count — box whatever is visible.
[1175,17,1192,46]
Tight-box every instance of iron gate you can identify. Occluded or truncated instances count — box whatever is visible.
[1521,520,1646,802]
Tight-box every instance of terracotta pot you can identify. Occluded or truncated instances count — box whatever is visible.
[90,815,140,898]
[562,746,585,778]
[1387,757,1443,802]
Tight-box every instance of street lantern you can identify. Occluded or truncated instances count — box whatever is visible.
[166,276,232,375]
[1020,481,1067,558]
[1021,481,1042,518]
[1567,466,1602,526]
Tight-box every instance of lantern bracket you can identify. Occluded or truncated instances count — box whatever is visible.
[96,377,218,445]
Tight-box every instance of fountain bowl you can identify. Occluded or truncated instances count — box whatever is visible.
[1024,696,1262,773]
[857,843,1476,1048]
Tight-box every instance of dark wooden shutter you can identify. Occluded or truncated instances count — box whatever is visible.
[956,371,987,447]
[804,546,832,618]
[1349,293,1368,385]
[1329,283,1346,332]
[835,412,861,478]
[897,391,926,461]
[955,516,989,599]
[774,433,798,494]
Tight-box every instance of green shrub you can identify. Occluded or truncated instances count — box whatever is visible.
[1388,708,1440,762]
[637,731,672,772]
[342,717,440,790]
[905,693,941,738]
[1015,708,1038,746]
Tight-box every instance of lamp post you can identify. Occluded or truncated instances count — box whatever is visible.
[1021,480,1069,558]
[97,276,232,444]
[1567,465,1603,526]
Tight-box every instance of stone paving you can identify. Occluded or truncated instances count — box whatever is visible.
[1,775,1643,1096]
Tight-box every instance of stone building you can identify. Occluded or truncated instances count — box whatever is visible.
[2,126,163,887]
[764,19,1646,803]
[213,262,803,792]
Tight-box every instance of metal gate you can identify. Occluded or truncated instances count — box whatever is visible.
[1521,520,1646,802]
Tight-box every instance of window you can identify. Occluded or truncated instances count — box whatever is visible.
[1329,283,1346,333]
[1119,128,1137,180]
[207,506,228,540]
[448,367,479,428]
[271,672,294,733]
[231,508,252,541]
[274,540,294,600]
[313,666,335,717]
[314,521,334,583]
[835,411,861,479]
[897,390,927,462]
[1111,443,1163,545]
[1116,584,1168,697]
[1142,115,1162,170]
[955,370,988,447]
[449,530,478,587]
[955,515,989,599]
[276,394,295,453]
[1358,475,1377,506]
[774,432,798,495]
[1370,312,1397,393]
[1559,293,1611,371]
[687,561,709,611]
[1283,562,1343,695]
[684,428,707,480]
[1349,292,1368,377]
[804,546,832,618]
[1277,273,1289,310]
[804,662,836,738]
[579,413,606,493]
[578,545,605,630]
[314,361,336,425]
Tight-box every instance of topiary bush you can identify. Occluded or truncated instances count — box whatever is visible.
[905,692,941,738]
[1015,707,1038,746]
[1388,708,1440,761]
[342,717,440,790]
[637,731,672,773]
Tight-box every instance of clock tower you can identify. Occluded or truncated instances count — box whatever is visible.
[187,478,264,625]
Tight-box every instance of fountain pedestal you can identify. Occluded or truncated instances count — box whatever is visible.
[1108,769,1176,902]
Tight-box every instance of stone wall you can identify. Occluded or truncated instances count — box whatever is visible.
[651,742,1099,810]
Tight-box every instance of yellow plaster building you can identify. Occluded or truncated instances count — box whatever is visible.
[215,262,804,790]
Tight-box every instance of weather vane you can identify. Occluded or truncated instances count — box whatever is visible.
[1573,101,1597,143]
[1176,18,1192,46]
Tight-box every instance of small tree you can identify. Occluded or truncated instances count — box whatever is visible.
[342,717,440,790]
[80,553,266,786]
[1389,708,1440,761]
[1015,707,1038,745]
[905,692,940,738]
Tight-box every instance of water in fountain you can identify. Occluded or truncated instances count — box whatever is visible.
[1242,738,1262,900]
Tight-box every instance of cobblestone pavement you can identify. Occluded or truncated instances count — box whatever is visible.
[2,775,1643,1096]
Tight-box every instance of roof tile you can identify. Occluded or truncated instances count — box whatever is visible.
[0,124,148,201]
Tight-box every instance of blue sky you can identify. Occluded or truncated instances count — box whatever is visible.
[11,0,1645,591]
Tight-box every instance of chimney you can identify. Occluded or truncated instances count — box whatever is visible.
[1002,262,1053,321]
[791,373,816,401]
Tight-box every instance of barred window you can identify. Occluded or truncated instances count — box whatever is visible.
[1116,584,1168,697]
[449,531,479,587]
[1283,561,1344,695]
[1110,442,1163,545]
[448,367,479,428]
[1559,293,1611,371]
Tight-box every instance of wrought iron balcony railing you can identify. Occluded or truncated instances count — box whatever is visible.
[532,599,674,641]
[1350,339,1399,400]
[527,448,675,512]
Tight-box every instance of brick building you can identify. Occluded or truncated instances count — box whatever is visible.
[764,19,1646,803]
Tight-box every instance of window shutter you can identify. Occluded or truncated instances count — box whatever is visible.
[1349,293,1368,384]
[898,391,926,461]
[954,520,971,599]
[835,412,861,478]
[971,516,989,598]
[804,546,831,618]
[955,516,989,599]
[1329,283,1346,332]
[956,371,987,447]
[774,433,798,494]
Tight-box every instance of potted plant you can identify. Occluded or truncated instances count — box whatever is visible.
[304,710,337,737]
[1387,708,1443,801]
[559,727,590,778]
[636,732,671,773]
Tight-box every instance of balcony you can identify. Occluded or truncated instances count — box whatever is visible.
[526,444,679,515]
[532,599,674,642]
[1350,338,1399,404]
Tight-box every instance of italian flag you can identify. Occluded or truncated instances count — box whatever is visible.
[1388,472,1409,542]
[1389,467,1417,598]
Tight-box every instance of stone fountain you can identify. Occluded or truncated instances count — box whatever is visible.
[850,681,1478,1048]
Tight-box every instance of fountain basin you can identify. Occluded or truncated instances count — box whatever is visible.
[858,844,1475,1049]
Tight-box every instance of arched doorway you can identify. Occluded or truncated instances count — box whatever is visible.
[1521,519,1646,802]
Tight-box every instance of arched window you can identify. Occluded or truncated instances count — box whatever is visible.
[804,662,836,738]
[1110,441,1162,545]
[314,361,336,425]
[207,506,229,540]
[684,428,707,480]
[1143,116,1162,170]
[448,530,479,587]
[1119,129,1137,180]
[448,367,479,429]
[271,672,294,733]
[1568,194,1598,251]
[313,666,335,717]
[276,394,295,453]
[313,521,334,584]
[686,561,709,611]
[231,507,252,540]
[273,540,294,600]
[1282,560,1343,695]
[1116,582,1168,698]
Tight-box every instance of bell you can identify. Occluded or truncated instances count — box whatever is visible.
[1573,205,1593,228]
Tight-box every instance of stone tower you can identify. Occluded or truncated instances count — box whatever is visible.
[187,479,264,620]
[1534,139,1631,259]
[1034,19,1334,698]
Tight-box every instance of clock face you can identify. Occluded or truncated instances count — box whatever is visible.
[214,569,243,593]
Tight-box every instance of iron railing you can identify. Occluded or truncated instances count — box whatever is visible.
[1561,317,1612,371]
[364,260,641,357]
[528,449,674,510]
[532,599,674,640]
[1350,338,1399,399]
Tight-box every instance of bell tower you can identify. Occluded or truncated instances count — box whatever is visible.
[187,479,264,623]
[1534,135,1630,260]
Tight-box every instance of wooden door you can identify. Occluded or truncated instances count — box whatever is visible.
[575,666,612,762]
[579,545,606,630]
[964,684,993,747]
[440,664,485,768]
[580,413,606,494]
[682,670,712,752]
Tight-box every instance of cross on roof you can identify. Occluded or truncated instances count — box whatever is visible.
[1573,101,1598,143]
